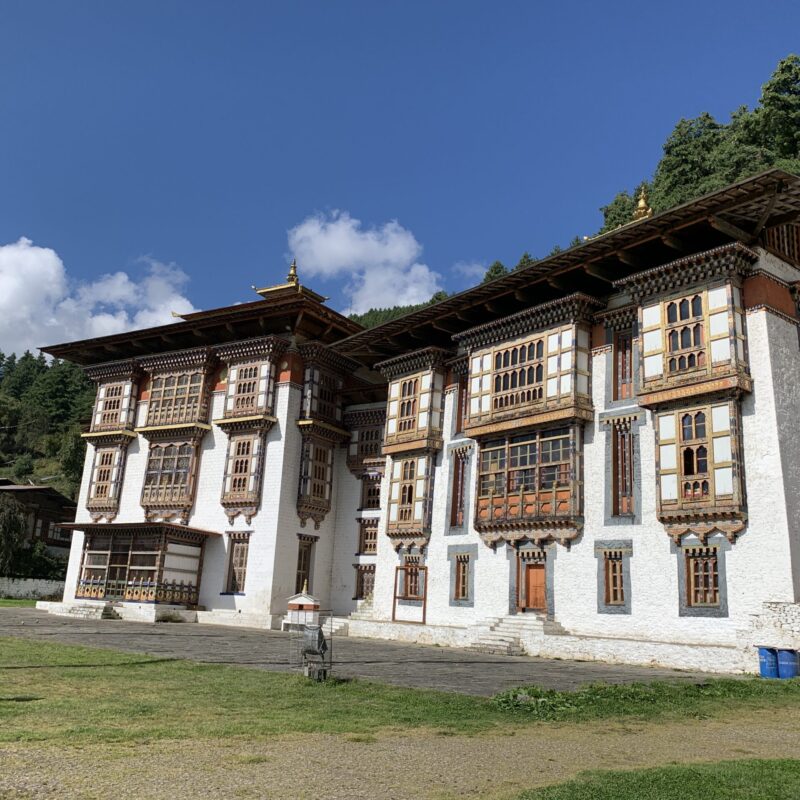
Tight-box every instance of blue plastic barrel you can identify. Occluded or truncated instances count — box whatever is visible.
[757,647,779,678]
[777,649,799,680]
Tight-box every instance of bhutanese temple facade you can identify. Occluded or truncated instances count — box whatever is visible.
[41,170,800,673]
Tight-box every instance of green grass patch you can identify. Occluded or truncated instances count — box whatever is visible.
[2,636,800,745]
[493,678,800,721]
[0,599,37,607]
[518,759,800,799]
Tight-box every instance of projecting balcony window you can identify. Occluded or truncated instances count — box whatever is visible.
[147,373,205,427]
[141,442,195,506]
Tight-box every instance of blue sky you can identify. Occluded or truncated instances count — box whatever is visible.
[0,1,798,352]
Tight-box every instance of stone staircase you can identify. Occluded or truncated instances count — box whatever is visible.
[101,604,122,620]
[348,596,374,622]
[321,616,350,636]
[467,613,567,655]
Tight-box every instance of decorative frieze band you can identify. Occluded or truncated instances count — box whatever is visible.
[375,347,451,379]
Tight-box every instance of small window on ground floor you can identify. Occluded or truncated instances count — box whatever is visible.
[225,534,250,594]
[354,564,375,600]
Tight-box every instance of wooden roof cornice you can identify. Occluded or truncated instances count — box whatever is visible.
[42,287,363,366]
[334,169,800,367]
[375,346,452,379]
[613,242,759,301]
[453,292,604,350]
[214,335,289,365]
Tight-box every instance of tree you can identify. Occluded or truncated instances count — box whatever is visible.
[482,260,508,283]
[514,252,538,271]
[11,453,34,483]
[755,53,800,167]
[58,428,87,497]
[0,494,26,575]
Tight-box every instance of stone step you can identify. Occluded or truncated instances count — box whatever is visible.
[101,605,122,620]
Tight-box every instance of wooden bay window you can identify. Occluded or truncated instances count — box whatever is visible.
[142,442,196,506]
[147,372,205,427]
[224,361,275,418]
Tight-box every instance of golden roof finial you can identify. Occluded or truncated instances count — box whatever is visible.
[302,579,308,594]
[287,258,298,284]
[632,186,653,221]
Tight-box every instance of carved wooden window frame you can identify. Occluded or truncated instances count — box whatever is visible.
[640,283,747,386]
[611,423,635,516]
[88,446,124,504]
[295,538,314,593]
[454,553,470,601]
[357,519,378,554]
[223,361,275,418]
[450,452,467,527]
[92,380,136,431]
[656,401,738,512]
[147,372,205,427]
[613,329,634,401]
[141,441,197,505]
[604,550,625,605]
[222,433,263,503]
[360,475,381,510]
[685,546,720,607]
[298,440,333,503]
[354,564,375,600]
[302,366,343,424]
[225,533,250,594]
[386,370,444,442]
[387,454,431,528]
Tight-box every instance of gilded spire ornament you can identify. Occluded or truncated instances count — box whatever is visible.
[632,186,654,221]
[287,258,298,284]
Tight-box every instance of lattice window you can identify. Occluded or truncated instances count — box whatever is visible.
[657,402,737,511]
[302,367,342,423]
[604,551,625,605]
[467,325,591,425]
[141,442,195,504]
[361,476,381,509]
[612,424,634,516]
[295,538,314,593]
[450,453,467,527]
[354,564,375,600]
[88,447,124,504]
[92,381,136,431]
[640,283,747,384]
[222,434,262,500]
[686,547,719,606]
[388,455,432,528]
[454,554,470,600]
[386,370,443,441]
[147,372,205,426]
[403,555,422,599]
[614,329,634,400]
[226,535,249,593]
[224,362,275,418]
[478,428,571,497]
[299,441,333,502]
[358,520,378,554]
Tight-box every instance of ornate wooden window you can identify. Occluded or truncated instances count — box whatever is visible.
[466,325,591,428]
[361,476,381,509]
[302,367,343,424]
[88,447,124,505]
[224,362,275,418]
[640,283,747,391]
[685,546,719,607]
[454,373,468,434]
[222,434,263,501]
[387,455,432,531]
[475,427,580,526]
[358,520,378,554]
[402,555,422,599]
[614,329,633,400]
[354,564,375,600]
[656,402,739,513]
[450,453,467,527]
[92,380,136,431]
[141,442,195,505]
[225,533,250,593]
[295,538,314,593]
[604,551,625,605]
[612,424,634,516]
[454,554,470,600]
[299,441,333,503]
[147,372,204,426]
[385,370,444,445]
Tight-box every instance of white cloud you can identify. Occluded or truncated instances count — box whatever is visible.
[287,211,443,313]
[0,238,196,355]
[452,260,486,283]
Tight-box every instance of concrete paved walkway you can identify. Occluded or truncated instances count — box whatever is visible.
[0,607,717,695]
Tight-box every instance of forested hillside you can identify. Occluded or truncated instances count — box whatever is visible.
[0,352,93,499]
[351,54,800,326]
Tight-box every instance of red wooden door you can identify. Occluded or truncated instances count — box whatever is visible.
[525,563,546,610]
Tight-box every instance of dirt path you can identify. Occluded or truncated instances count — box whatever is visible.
[2,707,799,800]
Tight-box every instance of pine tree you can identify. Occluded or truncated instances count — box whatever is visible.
[482,261,508,282]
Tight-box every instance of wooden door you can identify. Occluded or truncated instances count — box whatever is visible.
[525,563,546,610]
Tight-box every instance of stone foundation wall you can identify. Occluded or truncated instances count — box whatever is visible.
[1,577,65,600]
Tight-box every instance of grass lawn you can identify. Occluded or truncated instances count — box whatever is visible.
[519,759,800,799]
[0,599,37,607]
[1,636,800,745]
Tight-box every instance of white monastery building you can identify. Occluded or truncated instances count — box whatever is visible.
[41,170,800,673]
